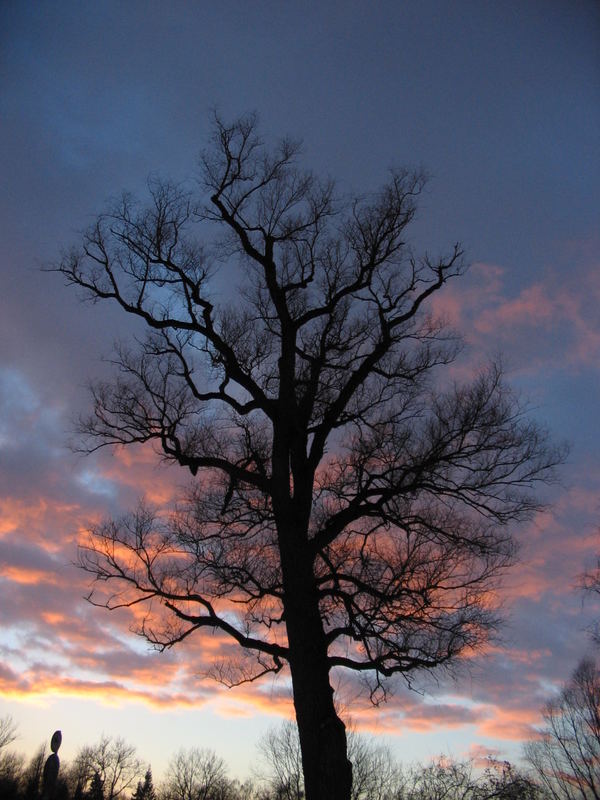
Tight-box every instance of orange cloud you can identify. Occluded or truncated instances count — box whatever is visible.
[98,444,182,505]
[41,611,68,625]
[478,705,540,741]
[0,498,52,539]
[0,565,59,585]
[211,691,294,720]
[0,671,207,710]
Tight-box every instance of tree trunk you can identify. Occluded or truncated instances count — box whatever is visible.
[279,518,353,800]
[290,643,353,800]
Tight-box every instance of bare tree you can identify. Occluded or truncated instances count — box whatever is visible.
[0,716,18,751]
[257,722,304,800]
[257,725,540,800]
[579,546,600,645]
[22,743,46,799]
[526,658,600,800]
[405,757,541,800]
[405,758,474,800]
[0,717,22,800]
[72,735,141,800]
[477,761,543,800]
[57,113,563,800]
[348,735,404,800]
[0,751,25,800]
[161,747,228,800]
[257,720,403,800]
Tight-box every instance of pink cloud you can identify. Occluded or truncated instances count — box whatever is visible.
[468,743,504,768]
[504,475,600,602]
[475,283,557,333]
[478,705,540,741]
[431,250,600,374]
[431,262,505,330]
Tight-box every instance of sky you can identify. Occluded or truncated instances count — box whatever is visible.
[1,0,599,783]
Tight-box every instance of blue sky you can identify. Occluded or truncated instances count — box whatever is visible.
[0,0,599,782]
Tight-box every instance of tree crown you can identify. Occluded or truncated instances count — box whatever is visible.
[58,113,564,699]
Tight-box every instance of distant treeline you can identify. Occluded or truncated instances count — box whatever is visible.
[2,657,599,800]
[0,724,536,800]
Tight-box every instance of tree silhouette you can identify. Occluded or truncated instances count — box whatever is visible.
[73,782,84,800]
[0,753,25,800]
[579,541,600,645]
[71,737,140,800]
[0,717,18,752]
[162,748,227,800]
[526,658,600,800]
[87,772,104,800]
[258,720,404,800]
[405,757,541,799]
[23,744,45,800]
[57,113,563,800]
[131,768,156,800]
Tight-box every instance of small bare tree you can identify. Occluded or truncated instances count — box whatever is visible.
[0,717,22,800]
[257,722,305,800]
[348,735,404,800]
[72,735,141,800]
[161,747,228,800]
[526,658,600,800]
[0,716,17,751]
[405,757,541,800]
[57,113,563,800]
[257,721,403,800]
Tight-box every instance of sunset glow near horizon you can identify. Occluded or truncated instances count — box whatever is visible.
[1,0,599,783]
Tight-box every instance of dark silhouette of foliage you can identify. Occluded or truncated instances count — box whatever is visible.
[53,778,70,800]
[57,113,563,800]
[131,768,156,800]
[23,743,45,799]
[0,771,22,800]
[0,749,25,800]
[87,772,104,800]
[0,717,23,800]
